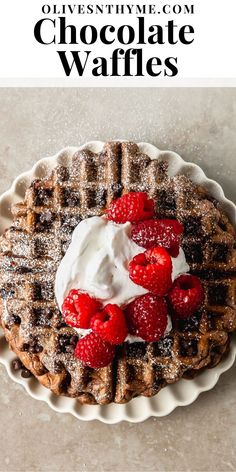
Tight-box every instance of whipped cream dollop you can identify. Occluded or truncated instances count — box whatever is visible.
[55,216,147,310]
[55,216,189,342]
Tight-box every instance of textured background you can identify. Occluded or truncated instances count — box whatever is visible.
[0,88,235,472]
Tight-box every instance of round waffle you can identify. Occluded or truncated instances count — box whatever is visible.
[0,141,235,405]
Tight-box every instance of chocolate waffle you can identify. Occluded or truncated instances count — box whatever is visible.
[0,141,235,405]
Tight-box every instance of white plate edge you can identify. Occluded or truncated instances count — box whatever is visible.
[0,140,235,423]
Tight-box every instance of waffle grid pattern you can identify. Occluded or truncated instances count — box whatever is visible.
[0,141,235,404]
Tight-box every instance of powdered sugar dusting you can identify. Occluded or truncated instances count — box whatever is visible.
[0,140,235,405]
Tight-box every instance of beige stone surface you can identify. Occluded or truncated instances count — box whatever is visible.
[0,88,235,472]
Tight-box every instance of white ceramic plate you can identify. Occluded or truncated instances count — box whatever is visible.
[0,141,235,424]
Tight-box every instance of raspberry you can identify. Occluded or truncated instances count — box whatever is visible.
[62,290,101,329]
[129,247,172,296]
[131,219,184,257]
[106,192,155,224]
[168,274,204,319]
[90,304,128,345]
[74,332,115,368]
[125,294,168,342]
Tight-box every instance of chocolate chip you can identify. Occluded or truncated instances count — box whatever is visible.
[28,344,42,354]
[58,334,78,353]
[12,359,23,371]
[22,343,29,351]
[54,361,63,373]
[26,338,44,354]
[59,335,69,345]
[38,189,48,200]
[21,368,32,378]
[35,345,43,353]
[8,314,21,326]
[58,334,70,352]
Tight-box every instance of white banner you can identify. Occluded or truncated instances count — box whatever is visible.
[0,0,236,84]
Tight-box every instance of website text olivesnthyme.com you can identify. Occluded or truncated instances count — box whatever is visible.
[41,3,195,15]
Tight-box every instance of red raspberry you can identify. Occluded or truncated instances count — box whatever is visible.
[74,332,115,368]
[131,219,184,257]
[90,304,128,345]
[168,274,204,319]
[125,294,168,342]
[106,192,155,224]
[129,247,172,296]
[62,290,101,329]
